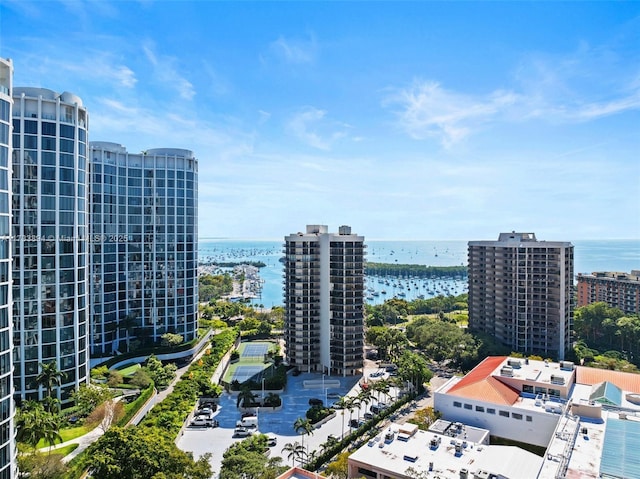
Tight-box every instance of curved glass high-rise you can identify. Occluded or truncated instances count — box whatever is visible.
[0,58,16,479]
[89,142,198,355]
[11,87,89,405]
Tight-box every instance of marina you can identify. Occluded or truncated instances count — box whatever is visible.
[198,239,640,308]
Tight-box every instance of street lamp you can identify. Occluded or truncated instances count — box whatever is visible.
[259,377,265,431]
[322,373,327,406]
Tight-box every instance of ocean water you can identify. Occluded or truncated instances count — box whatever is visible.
[198,239,640,308]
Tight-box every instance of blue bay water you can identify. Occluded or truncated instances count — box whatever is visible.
[198,239,640,308]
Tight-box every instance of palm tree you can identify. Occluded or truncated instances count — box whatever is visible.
[346,396,359,428]
[371,378,391,404]
[236,386,257,409]
[334,396,349,439]
[357,389,372,421]
[35,361,66,412]
[16,402,62,452]
[281,441,305,467]
[293,417,314,460]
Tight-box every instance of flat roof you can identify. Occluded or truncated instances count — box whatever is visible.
[349,422,542,479]
[428,419,490,444]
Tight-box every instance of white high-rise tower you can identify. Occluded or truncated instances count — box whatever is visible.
[284,225,365,376]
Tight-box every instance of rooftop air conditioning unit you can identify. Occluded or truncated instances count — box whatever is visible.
[560,361,575,371]
[507,358,522,368]
[500,366,514,377]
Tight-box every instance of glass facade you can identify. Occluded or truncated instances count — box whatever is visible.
[0,58,15,479]
[89,143,198,355]
[11,87,89,405]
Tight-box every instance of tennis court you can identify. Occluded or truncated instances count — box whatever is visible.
[230,365,264,383]
[240,342,270,359]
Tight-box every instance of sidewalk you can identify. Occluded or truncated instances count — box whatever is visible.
[44,330,219,462]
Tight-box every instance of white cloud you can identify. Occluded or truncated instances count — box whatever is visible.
[113,65,137,88]
[269,34,317,64]
[143,43,195,100]
[286,107,349,150]
[384,80,519,147]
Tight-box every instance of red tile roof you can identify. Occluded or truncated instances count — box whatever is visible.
[447,356,520,406]
[576,366,640,393]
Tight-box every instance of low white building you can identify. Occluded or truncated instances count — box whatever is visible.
[434,356,640,478]
[434,356,573,447]
[347,421,543,479]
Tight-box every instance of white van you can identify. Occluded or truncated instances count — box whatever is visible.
[236,416,258,428]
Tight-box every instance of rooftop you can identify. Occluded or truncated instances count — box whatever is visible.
[349,422,542,479]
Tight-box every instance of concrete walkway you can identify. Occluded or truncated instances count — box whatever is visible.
[43,330,221,462]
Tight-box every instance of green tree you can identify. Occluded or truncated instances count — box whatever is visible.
[293,417,314,460]
[370,378,390,404]
[16,402,62,451]
[396,350,432,393]
[85,426,212,479]
[357,388,372,422]
[107,370,124,387]
[35,361,66,412]
[220,434,286,479]
[161,333,184,348]
[145,355,177,390]
[333,396,349,439]
[71,383,114,416]
[236,387,257,408]
[324,451,349,479]
[130,368,152,389]
[17,451,68,479]
[411,406,441,430]
[280,441,306,467]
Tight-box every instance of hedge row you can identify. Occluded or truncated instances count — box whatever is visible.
[66,328,239,477]
[137,328,239,437]
[306,391,417,471]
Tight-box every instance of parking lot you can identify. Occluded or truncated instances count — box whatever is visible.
[176,364,405,476]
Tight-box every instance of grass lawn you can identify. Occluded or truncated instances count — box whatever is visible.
[35,424,93,448]
[47,443,79,457]
[115,363,141,377]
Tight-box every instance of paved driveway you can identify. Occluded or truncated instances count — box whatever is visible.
[177,366,404,476]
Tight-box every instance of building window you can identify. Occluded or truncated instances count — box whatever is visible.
[523,384,534,394]
[464,403,472,410]
[499,410,509,417]
[476,406,484,412]
[453,401,462,408]
[487,408,495,414]
[549,389,561,397]
[512,413,523,420]
[526,416,533,422]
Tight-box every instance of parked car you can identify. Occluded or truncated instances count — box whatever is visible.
[349,419,364,428]
[370,403,388,414]
[364,412,374,420]
[234,427,254,437]
[236,416,258,428]
[191,417,209,427]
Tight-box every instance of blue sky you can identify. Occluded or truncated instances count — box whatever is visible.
[2,1,639,240]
